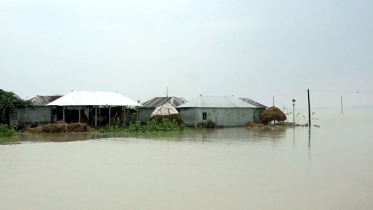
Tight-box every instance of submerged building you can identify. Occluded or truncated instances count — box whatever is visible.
[138,97,187,123]
[9,95,62,126]
[239,98,267,122]
[47,90,142,126]
[177,95,257,127]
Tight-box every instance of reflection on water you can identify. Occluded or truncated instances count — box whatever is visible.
[13,127,290,144]
[1,111,373,210]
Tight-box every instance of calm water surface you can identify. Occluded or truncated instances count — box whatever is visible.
[1,110,373,210]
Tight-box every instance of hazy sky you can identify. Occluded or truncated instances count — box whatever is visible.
[1,0,372,109]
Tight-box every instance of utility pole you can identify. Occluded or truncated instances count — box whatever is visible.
[292,99,296,124]
[341,96,343,114]
[307,89,311,127]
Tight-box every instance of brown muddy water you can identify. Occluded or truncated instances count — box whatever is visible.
[1,110,373,210]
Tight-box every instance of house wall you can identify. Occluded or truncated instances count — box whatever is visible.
[254,108,266,123]
[178,108,196,126]
[10,106,54,125]
[180,108,254,127]
[138,108,155,123]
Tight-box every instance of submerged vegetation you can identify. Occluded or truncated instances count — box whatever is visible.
[98,118,190,133]
[0,124,19,138]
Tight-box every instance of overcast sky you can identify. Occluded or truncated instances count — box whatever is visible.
[1,0,372,109]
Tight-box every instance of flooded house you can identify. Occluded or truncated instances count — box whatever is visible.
[138,97,187,123]
[9,95,62,126]
[46,90,142,126]
[239,98,267,122]
[177,95,257,127]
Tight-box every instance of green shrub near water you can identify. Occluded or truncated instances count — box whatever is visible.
[0,124,19,137]
[98,118,126,133]
[128,118,189,132]
[98,118,189,133]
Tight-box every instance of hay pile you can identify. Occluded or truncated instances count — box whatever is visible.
[27,121,91,133]
[260,106,287,124]
[150,103,183,124]
[245,122,265,127]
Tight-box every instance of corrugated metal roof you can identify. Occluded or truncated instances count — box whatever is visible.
[177,96,256,108]
[46,91,142,106]
[141,97,187,108]
[239,98,267,108]
[30,95,63,106]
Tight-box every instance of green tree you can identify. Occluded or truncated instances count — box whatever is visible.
[0,89,32,125]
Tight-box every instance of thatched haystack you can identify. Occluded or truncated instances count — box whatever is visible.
[260,106,287,124]
[27,121,91,133]
[150,103,183,124]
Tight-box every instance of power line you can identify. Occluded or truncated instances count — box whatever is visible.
[254,91,304,100]
[312,90,372,94]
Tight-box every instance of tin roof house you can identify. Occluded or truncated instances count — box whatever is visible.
[177,95,256,127]
[47,91,142,126]
[138,97,187,123]
[9,95,62,126]
[239,98,267,122]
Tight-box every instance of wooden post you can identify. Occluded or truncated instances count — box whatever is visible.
[109,107,111,126]
[136,106,139,121]
[78,107,81,123]
[341,96,343,114]
[63,107,65,122]
[273,96,274,106]
[95,107,97,126]
[308,89,311,127]
[122,107,125,125]
[123,107,126,126]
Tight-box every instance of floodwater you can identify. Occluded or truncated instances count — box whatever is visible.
[1,110,373,210]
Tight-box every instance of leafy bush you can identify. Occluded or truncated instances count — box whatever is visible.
[98,118,126,133]
[0,124,19,137]
[127,121,143,132]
